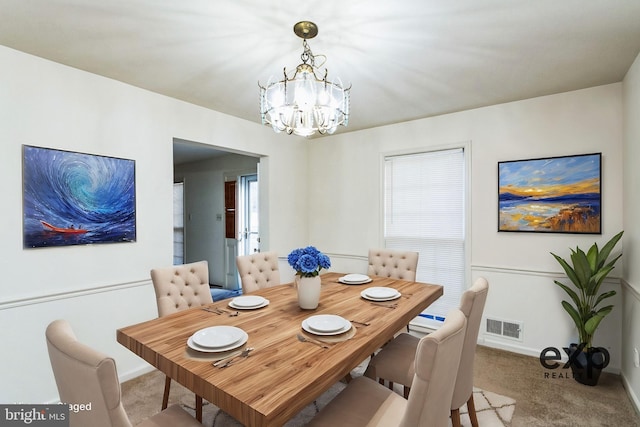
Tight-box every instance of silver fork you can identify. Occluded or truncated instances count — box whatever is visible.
[297,333,329,349]
[350,320,371,326]
[214,347,254,368]
[201,307,238,316]
[216,307,239,317]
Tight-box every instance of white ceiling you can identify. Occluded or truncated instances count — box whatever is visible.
[2,0,640,141]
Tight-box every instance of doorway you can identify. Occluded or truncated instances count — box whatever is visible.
[173,138,262,290]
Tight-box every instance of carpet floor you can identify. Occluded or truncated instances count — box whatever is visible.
[473,346,640,426]
[121,356,515,426]
[121,344,640,426]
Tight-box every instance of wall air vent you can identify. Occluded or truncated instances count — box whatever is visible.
[485,317,523,341]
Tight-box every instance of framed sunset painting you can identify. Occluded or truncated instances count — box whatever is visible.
[498,153,601,234]
[22,145,136,248]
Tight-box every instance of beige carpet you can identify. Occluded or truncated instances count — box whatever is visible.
[121,344,640,426]
[473,346,640,427]
[121,359,515,426]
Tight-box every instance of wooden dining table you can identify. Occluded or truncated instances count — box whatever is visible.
[117,272,443,427]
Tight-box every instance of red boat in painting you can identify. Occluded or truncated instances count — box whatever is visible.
[40,221,88,234]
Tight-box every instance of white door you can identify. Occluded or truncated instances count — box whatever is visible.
[224,173,259,289]
[224,179,238,288]
[240,174,260,255]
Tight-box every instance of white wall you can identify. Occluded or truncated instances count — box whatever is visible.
[622,51,640,411]
[308,84,625,371]
[0,45,308,404]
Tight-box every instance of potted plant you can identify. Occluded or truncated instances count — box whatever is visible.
[288,246,331,309]
[550,230,623,386]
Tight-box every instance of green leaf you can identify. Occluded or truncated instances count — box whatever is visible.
[594,290,616,308]
[597,231,624,269]
[586,244,598,274]
[602,253,623,272]
[554,280,582,308]
[561,300,586,338]
[584,306,613,336]
[589,265,615,296]
[551,252,580,288]
[571,248,591,288]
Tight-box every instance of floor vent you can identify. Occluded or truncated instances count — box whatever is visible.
[485,318,523,341]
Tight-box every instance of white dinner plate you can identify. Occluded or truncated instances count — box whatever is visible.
[342,274,370,282]
[360,287,401,302]
[361,293,401,302]
[228,298,270,310]
[187,334,248,353]
[231,295,267,308]
[192,326,246,348]
[302,318,352,336]
[338,274,372,285]
[364,287,400,299]
[306,314,349,333]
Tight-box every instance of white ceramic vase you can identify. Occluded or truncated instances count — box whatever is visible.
[295,275,321,309]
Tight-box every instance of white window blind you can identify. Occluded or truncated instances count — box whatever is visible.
[173,182,184,265]
[384,148,465,330]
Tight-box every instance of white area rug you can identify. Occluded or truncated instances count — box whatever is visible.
[461,387,516,427]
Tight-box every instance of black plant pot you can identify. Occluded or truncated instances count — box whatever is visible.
[568,343,610,386]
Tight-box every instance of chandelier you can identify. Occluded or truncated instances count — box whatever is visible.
[259,21,351,137]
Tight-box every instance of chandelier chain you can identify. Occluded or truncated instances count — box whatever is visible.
[301,40,314,67]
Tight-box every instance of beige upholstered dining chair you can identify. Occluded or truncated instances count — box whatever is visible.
[236,251,280,293]
[46,319,203,427]
[367,248,419,281]
[307,309,467,427]
[365,277,489,427]
[150,260,213,422]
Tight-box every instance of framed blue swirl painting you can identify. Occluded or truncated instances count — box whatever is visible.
[22,145,136,248]
[498,152,601,234]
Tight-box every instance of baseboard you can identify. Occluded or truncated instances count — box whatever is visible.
[119,364,156,384]
[481,336,621,374]
[480,336,542,358]
[622,373,640,417]
[42,364,156,405]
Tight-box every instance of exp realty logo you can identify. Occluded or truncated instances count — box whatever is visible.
[0,405,68,426]
[539,343,610,379]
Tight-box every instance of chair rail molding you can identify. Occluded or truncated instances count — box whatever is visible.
[0,279,151,310]
[472,263,622,281]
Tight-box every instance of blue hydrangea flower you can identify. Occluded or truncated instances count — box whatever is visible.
[297,254,318,273]
[318,254,331,269]
[287,248,303,268]
[287,246,331,277]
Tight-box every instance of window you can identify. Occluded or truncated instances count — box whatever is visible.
[173,182,184,265]
[384,147,466,330]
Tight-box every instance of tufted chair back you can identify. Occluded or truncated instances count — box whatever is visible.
[46,319,205,427]
[400,309,466,427]
[46,319,132,427]
[236,252,280,293]
[367,249,419,281]
[451,277,489,413]
[151,261,212,317]
[306,310,466,427]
